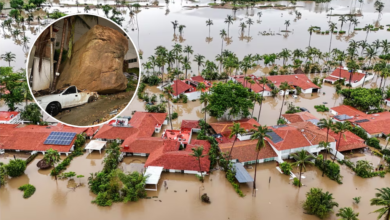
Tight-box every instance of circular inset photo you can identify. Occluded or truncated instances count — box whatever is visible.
[26,14,140,127]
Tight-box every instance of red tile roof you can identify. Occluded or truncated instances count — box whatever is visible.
[209,118,260,135]
[282,112,317,123]
[219,140,277,162]
[171,80,194,96]
[331,105,366,118]
[181,120,200,130]
[329,67,365,82]
[0,111,19,121]
[327,130,366,152]
[235,78,272,93]
[145,139,211,172]
[95,112,167,140]
[122,136,164,153]
[85,126,99,137]
[0,124,87,152]
[358,118,390,135]
[266,74,319,90]
[266,122,334,151]
[190,76,205,82]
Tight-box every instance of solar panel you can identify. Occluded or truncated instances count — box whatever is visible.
[267,131,283,143]
[355,119,370,123]
[334,114,353,121]
[44,131,76,145]
[308,119,320,126]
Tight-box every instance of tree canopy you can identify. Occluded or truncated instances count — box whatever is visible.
[341,88,383,111]
[207,81,254,119]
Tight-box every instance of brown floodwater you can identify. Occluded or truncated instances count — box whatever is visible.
[1,150,389,220]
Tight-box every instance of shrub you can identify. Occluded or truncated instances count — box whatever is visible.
[303,188,339,219]
[5,159,26,177]
[367,138,381,150]
[314,104,329,112]
[226,168,244,197]
[293,177,302,187]
[0,164,6,187]
[353,196,361,204]
[18,184,36,198]
[25,153,38,165]
[182,95,188,103]
[280,162,292,175]
[315,158,343,184]
[277,118,287,125]
[171,112,178,120]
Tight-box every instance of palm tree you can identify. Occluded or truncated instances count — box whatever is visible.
[228,122,246,159]
[199,91,210,122]
[1,52,16,66]
[178,24,186,36]
[279,48,291,66]
[250,125,271,197]
[370,187,390,220]
[339,15,347,31]
[318,141,332,176]
[193,54,205,74]
[239,22,246,35]
[328,22,337,53]
[375,1,384,21]
[183,45,193,61]
[284,20,290,31]
[364,24,374,42]
[43,148,61,180]
[278,81,290,122]
[224,15,233,36]
[220,29,227,63]
[190,146,205,183]
[246,18,254,35]
[257,76,268,122]
[336,207,359,220]
[171,20,178,34]
[332,121,351,162]
[308,26,316,47]
[318,118,334,143]
[380,39,390,55]
[291,150,314,187]
[164,85,174,130]
[362,45,377,87]
[206,19,213,37]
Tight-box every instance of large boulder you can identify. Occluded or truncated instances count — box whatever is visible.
[56,25,128,93]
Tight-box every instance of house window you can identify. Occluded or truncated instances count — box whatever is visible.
[127,58,137,63]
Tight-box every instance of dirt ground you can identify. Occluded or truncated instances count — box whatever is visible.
[54,91,134,126]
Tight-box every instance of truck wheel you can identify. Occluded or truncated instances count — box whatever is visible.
[88,96,95,103]
[46,103,60,116]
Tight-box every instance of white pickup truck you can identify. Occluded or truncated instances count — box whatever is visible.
[36,86,98,116]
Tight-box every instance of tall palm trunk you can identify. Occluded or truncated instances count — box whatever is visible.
[278,92,286,121]
[51,19,67,91]
[228,137,237,159]
[252,150,260,196]
[361,59,372,87]
[332,132,342,163]
[167,96,173,130]
[298,165,302,188]
[198,160,203,183]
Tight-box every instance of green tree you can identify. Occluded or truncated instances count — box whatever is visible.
[44,148,61,180]
[103,141,121,173]
[303,188,339,219]
[228,122,245,159]
[284,20,290,31]
[118,171,148,202]
[332,121,352,162]
[171,20,178,34]
[21,103,42,124]
[336,207,359,220]
[250,125,271,197]
[206,18,213,37]
[370,187,390,220]
[164,85,174,130]
[307,26,317,47]
[190,146,205,183]
[340,88,382,111]
[194,54,205,74]
[292,150,314,187]
[0,67,24,111]
[5,159,26,177]
[224,15,233,36]
[10,0,24,9]
[1,52,16,66]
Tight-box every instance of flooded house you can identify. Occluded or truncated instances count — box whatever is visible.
[234,77,272,97]
[266,74,320,95]
[323,67,373,87]
[163,79,210,100]
[0,123,87,155]
[0,111,20,124]
[331,105,390,138]
[281,112,318,124]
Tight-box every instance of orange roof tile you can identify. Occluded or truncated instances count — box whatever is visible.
[209,118,260,134]
[171,80,194,96]
[0,111,19,121]
[330,67,365,82]
[327,130,366,152]
[282,112,317,123]
[219,140,277,162]
[181,120,200,130]
[266,74,319,90]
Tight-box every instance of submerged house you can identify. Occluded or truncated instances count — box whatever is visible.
[282,112,318,124]
[266,74,320,95]
[330,105,390,138]
[323,67,373,87]
[0,123,87,155]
